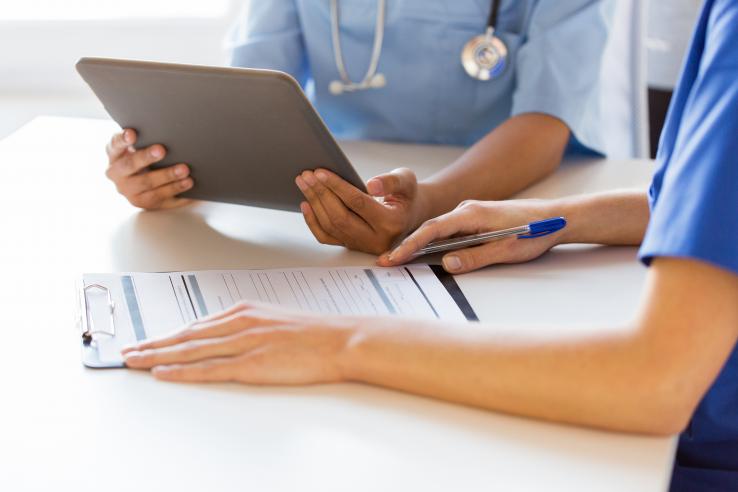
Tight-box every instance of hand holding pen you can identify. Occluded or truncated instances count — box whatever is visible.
[378,199,568,274]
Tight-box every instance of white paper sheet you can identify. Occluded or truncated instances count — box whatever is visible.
[81,265,475,364]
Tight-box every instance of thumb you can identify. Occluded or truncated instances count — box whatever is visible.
[441,239,515,274]
[366,167,417,197]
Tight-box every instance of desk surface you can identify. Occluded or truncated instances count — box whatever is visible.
[0,117,673,492]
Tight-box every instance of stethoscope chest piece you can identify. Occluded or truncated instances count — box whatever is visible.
[461,27,508,81]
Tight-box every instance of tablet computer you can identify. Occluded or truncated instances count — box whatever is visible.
[76,57,366,212]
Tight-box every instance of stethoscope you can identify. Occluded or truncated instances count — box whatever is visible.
[329,0,507,95]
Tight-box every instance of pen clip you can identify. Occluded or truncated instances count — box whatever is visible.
[518,217,567,239]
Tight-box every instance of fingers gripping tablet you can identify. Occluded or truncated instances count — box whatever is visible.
[77,57,366,212]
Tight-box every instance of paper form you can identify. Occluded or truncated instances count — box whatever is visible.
[81,265,477,365]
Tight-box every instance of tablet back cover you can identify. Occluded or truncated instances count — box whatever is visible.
[77,58,365,212]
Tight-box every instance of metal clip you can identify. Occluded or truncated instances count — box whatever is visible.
[81,284,116,345]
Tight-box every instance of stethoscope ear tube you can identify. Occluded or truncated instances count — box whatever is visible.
[330,0,387,95]
[329,0,507,95]
[329,73,386,95]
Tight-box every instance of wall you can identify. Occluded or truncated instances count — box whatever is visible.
[0,1,245,137]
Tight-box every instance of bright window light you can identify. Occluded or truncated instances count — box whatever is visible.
[0,0,232,21]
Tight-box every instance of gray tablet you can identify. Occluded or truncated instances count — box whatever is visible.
[76,57,365,212]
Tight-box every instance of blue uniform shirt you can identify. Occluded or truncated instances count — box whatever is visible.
[639,0,738,490]
[226,0,612,152]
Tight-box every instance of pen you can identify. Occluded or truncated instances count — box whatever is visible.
[415,217,567,257]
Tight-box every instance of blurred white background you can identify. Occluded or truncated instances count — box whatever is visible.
[0,0,697,159]
[0,0,245,138]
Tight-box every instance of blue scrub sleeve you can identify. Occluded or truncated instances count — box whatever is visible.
[639,1,738,276]
[510,0,612,155]
[225,0,310,87]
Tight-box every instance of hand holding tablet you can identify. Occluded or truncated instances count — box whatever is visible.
[78,58,366,212]
[104,128,193,210]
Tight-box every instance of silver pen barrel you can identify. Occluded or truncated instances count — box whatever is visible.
[418,225,530,255]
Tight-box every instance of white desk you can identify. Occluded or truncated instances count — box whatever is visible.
[0,117,674,492]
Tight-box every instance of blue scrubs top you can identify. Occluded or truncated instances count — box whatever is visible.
[226,0,612,152]
[639,0,738,490]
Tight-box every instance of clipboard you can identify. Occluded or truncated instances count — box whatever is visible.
[77,265,478,369]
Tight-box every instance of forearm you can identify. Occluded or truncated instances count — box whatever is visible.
[551,190,650,245]
[418,113,570,222]
[343,317,677,434]
[342,259,738,436]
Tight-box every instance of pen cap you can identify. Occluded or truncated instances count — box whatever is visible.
[527,217,567,235]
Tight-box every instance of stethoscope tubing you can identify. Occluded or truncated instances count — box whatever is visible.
[330,0,387,93]
[329,0,504,94]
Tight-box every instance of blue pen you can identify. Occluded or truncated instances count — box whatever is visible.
[414,217,567,257]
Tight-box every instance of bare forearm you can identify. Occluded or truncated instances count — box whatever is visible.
[418,113,570,221]
[552,190,650,245]
[342,260,738,436]
[344,318,675,434]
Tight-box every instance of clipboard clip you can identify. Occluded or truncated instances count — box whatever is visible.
[80,284,116,346]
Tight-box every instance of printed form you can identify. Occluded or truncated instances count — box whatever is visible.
[81,265,476,365]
